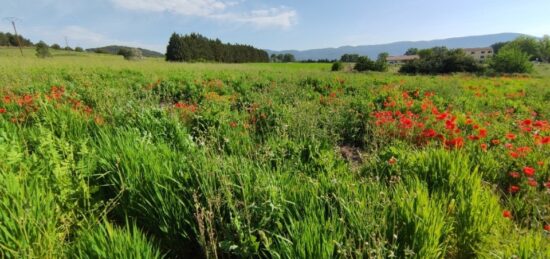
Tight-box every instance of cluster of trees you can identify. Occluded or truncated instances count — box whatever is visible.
[0,32,33,47]
[166,33,269,63]
[270,53,295,63]
[491,35,550,62]
[333,53,388,72]
[399,47,480,74]
[300,59,337,63]
[354,53,389,72]
[399,36,550,74]
[35,41,84,58]
[340,54,360,63]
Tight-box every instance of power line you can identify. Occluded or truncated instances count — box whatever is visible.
[3,17,24,56]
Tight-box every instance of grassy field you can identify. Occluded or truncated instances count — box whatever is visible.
[1,47,549,258]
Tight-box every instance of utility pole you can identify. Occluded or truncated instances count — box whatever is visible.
[64,36,69,48]
[4,17,24,56]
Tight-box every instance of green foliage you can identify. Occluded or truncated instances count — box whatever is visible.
[353,53,388,72]
[74,46,84,52]
[51,43,61,50]
[118,47,143,60]
[166,32,269,63]
[331,61,343,71]
[399,47,482,74]
[404,48,419,55]
[489,45,533,73]
[35,41,52,58]
[506,36,540,61]
[340,53,360,62]
[270,53,296,63]
[0,31,33,47]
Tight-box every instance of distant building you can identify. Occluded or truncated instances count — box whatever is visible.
[386,55,419,65]
[462,47,493,61]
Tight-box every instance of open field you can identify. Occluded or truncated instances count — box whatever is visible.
[1,48,549,258]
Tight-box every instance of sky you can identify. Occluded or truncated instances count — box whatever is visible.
[1,0,549,53]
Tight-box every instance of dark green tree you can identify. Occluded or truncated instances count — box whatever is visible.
[51,43,61,50]
[491,42,509,54]
[35,41,51,58]
[539,35,550,62]
[489,45,533,73]
[404,48,418,55]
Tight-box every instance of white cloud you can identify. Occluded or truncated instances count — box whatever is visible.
[110,0,297,29]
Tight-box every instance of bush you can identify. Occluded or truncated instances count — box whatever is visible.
[75,47,84,52]
[118,48,143,61]
[399,47,481,74]
[51,43,61,50]
[331,61,343,71]
[489,46,533,74]
[354,53,388,72]
[35,41,52,58]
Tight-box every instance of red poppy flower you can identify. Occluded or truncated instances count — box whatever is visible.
[533,120,546,127]
[523,167,535,177]
[545,182,550,188]
[537,161,544,166]
[465,118,473,125]
[445,137,464,149]
[0,108,5,114]
[509,152,519,158]
[504,143,513,149]
[478,128,487,138]
[508,185,520,193]
[491,139,500,145]
[422,129,437,138]
[506,133,516,140]
[388,157,397,165]
[542,136,550,145]
[527,179,538,187]
[480,143,487,152]
[509,172,520,178]
[229,121,238,128]
[521,119,532,126]
[544,225,550,231]
[503,210,512,218]
[3,96,10,104]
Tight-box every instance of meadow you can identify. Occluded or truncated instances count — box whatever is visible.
[0,47,549,258]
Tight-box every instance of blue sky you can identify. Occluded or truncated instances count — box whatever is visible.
[1,0,549,53]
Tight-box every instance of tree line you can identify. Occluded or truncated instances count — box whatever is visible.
[166,33,269,63]
[0,32,33,47]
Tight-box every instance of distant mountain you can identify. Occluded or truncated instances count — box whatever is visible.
[267,33,528,60]
[86,45,164,58]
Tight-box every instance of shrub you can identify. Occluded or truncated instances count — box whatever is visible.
[35,41,52,58]
[51,43,61,50]
[489,46,533,73]
[74,46,84,52]
[354,53,388,72]
[399,47,481,74]
[331,61,343,71]
[119,48,144,60]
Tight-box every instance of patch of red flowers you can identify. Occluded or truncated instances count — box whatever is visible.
[503,210,512,218]
[523,167,535,177]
